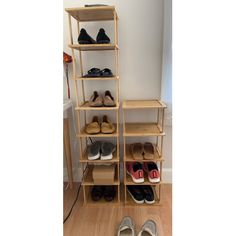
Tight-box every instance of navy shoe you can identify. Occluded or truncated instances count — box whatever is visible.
[78,28,96,44]
[96,28,110,44]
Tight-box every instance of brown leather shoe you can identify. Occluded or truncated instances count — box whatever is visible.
[143,142,155,160]
[88,91,103,107]
[130,143,143,160]
[85,116,100,134]
[103,90,116,107]
[101,115,115,134]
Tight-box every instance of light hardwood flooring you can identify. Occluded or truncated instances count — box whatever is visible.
[64,183,172,236]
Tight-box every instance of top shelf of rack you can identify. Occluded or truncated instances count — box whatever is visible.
[65,6,118,22]
[122,100,167,109]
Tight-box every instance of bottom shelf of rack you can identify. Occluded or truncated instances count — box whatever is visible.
[83,185,120,206]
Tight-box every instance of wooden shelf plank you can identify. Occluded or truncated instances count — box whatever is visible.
[82,167,119,186]
[75,102,119,110]
[65,6,117,22]
[69,44,118,51]
[75,76,119,81]
[123,100,167,109]
[123,123,165,137]
[77,124,118,137]
[80,149,119,163]
[124,144,163,162]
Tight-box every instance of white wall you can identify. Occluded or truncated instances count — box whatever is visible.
[63,0,172,183]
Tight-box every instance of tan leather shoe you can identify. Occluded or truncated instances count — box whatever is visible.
[101,115,115,134]
[143,142,155,160]
[85,116,100,134]
[103,90,116,107]
[88,91,103,107]
[130,143,143,160]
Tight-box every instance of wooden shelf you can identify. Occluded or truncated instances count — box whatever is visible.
[125,186,160,206]
[80,149,119,163]
[65,6,117,22]
[75,76,119,81]
[77,124,118,137]
[123,100,167,109]
[123,123,165,137]
[68,44,118,51]
[75,102,119,110]
[125,174,161,185]
[82,167,119,186]
[124,144,163,162]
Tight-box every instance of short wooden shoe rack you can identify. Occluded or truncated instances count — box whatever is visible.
[65,6,120,206]
[122,100,166,206]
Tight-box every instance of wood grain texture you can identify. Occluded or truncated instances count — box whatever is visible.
[64,183,172,236]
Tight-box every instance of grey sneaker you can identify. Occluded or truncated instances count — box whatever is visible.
[117,216,135,236]
[87,142,101,160]
[101,142,116,160]
[138,220,157,236]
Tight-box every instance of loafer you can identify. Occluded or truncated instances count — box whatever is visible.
[88,91,103,107]
[101,142,116,160]
[126,162,144,183]
[85,116,100,134]
[127,185,145,204]
[96,28,110,44]
[101,115,115,134]
[143,142,155,160]
[142,186,155,204]
[104,186,116,201]
[87,141,101,160]
[143,162,160,183]
[78,28,96,44]
[117,216,135,236]
[103,90,116,107]
[91,186,104,201]
[138,220,157,236]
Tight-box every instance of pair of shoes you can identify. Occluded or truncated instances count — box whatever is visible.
[87,141,115,160]
[130,143,155,160]
[85,115,115,134]
[91,185,116,202]
[118,217,157,236]
[78,28,110,44]
[83,67,113,77]
[127,185,155,204]
[89,90,116,107]
[126,162,160,183]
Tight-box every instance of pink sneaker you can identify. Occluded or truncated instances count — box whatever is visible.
[143,162,160,183]
[126,162,144,183]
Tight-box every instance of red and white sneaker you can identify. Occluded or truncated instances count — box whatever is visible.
[143,162,160,183]
[126,162,144,183]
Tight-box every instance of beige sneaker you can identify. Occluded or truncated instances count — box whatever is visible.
[101,115,115,134]
[88,91,103,107]
[103,90,116,107]
[85,116,100,134]
[117,216,136,236]
[138,220,157,236]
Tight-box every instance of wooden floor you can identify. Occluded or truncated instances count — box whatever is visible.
[64,183,172,236]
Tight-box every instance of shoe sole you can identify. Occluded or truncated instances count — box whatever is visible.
[97,40,110,44]
[127,170,144,183]
[145,199,155,204]
[148,176,160,183]
[88,153,100,160]
[100,153,113,160]
[127,189,144,204]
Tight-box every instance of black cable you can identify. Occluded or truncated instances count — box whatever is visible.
[63,165,88,224]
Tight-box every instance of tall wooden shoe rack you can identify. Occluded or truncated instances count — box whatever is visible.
[65,6,120,206]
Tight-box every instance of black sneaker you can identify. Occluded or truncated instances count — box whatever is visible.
[104,186,116,201]
[127,185,145,204]
[96,28,110,44]
[78,28,96,44]
[142,185,155,204]
[91,186,104,201]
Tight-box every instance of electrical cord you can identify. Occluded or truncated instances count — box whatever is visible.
[63,165,88,224]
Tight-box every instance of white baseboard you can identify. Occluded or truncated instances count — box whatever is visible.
[64,167,172,184]
[162,168,172,183]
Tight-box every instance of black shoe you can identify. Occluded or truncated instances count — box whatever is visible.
[96,28,110,44]
[91,186,104,201]
[78,28,96,44]
[127,185,145,204]
[142,185,155,204]
[104,186,116,201]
